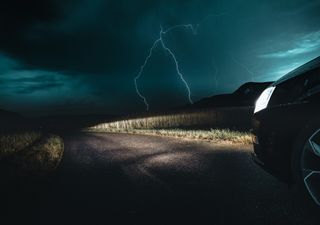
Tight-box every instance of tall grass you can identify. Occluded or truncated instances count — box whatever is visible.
[91,128,252,145]
[0,132,64,174]
[90,107,253,131]
[0,132,41,158]
[15,135,64,174]
[88,107,254,145]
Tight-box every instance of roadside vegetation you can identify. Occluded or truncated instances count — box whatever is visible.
[90,128,252,145]
[13,134,64,174]
[90,107,253,130]
[88,107,253,145]
[0,132,42,158]
[0,132,64,175]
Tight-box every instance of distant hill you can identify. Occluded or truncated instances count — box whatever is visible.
[37,114,118,131]
[0,109,22,119]
[0,109,118,132]
[190,82,273,109]
[0,109,35,132]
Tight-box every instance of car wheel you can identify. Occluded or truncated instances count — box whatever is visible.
[292,120,320,207]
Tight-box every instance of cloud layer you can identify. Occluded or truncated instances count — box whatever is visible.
[1,0,320,114]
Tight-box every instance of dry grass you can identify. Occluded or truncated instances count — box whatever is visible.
[0,132,41,158]
[88,107,253,145]
[90,107,253,130]
[89,128,252,145]
[0,132,64,175]
[14,134,64,174]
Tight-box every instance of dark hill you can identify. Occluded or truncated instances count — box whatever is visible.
[0,109,22,119]
[37,114,118,132]
[191,82,273,109]
[0,109,35,132]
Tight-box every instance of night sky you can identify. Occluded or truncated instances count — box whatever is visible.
[1,0,320,115]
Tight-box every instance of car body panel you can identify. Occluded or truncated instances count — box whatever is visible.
[252,56,320,183]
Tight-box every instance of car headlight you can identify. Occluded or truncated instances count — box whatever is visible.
[254,86,276,114]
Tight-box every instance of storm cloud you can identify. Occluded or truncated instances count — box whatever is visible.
[1,0,320,115]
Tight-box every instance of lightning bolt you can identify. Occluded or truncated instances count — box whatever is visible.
[134,13,228,111]
[134,40,160,111]
[134,25,196,110]
[160,26,194,105]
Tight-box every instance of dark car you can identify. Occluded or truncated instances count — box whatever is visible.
[252,56,320,206]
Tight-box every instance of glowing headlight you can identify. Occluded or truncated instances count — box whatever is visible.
[254,86,276,114]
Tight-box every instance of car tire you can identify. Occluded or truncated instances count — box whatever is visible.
[291,119,320,209]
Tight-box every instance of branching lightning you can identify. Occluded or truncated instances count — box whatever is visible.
[160,26,193,105]
[134,40,161,111]
[134,25,196,110]
[134,13,227,111]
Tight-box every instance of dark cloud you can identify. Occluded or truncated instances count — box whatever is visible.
[0,0,60,56]
[0,0,220,73]
[0,70,64,94]
[15,83,62,94]
[0,0,320,115]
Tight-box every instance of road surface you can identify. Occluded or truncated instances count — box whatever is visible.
[4,132,320,225]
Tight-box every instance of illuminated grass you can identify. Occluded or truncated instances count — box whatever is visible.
[15,134,64,174]
[0,132,42,158]
[0,132,64,174]
[89,128,252,145]
[88,108,253,144]
[90,107,252,130]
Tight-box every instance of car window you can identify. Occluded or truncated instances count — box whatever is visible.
[299,71,320,101]
[273,57,320,86]
[269,69,320,105]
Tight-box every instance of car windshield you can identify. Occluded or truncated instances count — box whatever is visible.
[273,56,320,86]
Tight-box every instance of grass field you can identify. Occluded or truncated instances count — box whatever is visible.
[0,132,64,175]
[90,128,252,145]
[14,134,64,174]
[0,132,42,158]
[88,107,253,144]
[91,107,253,130]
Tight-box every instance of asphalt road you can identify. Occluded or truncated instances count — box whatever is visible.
[4,132,320,225]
